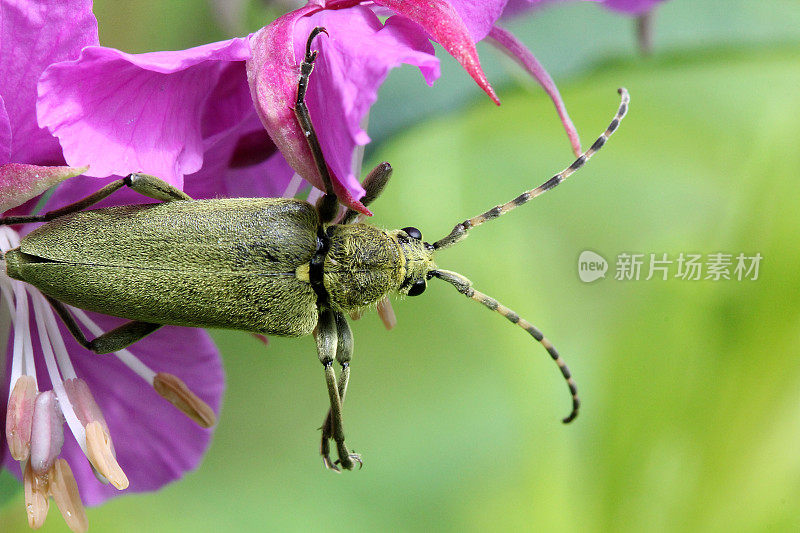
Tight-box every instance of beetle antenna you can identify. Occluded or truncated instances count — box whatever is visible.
[434,88,629,250]
[431,269,579,423]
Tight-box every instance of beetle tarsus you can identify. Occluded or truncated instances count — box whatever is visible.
[322,454,340,473]
[320,438,361,472]
[305,27,328,63]
[335,451,362,471]
[319,425,339,472]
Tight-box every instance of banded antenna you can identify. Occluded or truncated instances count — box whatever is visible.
[431,88,630,423]
[434,88,629,250]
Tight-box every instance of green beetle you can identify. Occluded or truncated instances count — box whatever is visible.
[0,28,629,471]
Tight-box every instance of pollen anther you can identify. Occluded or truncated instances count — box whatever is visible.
[6,375,37,461]
[49,459,88,533]
[23,461,50,529]
[85,421,129,490]
[153,372,216,428]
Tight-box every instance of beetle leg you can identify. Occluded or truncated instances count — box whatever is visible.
[46,296,163,354]
[121,173,193,202]
[314,309,359,471]
[294,27,338,224]
[320,312,361,469]
[314,309,341,470]
[0,173,192,226]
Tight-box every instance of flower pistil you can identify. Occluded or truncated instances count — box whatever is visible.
[2,226,216,531]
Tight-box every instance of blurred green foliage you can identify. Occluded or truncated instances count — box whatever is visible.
[2,1,800,532]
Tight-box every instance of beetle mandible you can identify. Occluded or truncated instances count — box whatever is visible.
[1,28,629,471]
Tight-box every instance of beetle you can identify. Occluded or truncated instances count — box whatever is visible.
[0,28,628,471]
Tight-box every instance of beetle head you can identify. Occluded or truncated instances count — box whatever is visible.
[390,226,436,297]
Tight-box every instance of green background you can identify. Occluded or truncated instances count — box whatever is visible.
[3,1,800,531]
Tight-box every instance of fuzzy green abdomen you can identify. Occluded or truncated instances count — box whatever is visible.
[7,198,321,336]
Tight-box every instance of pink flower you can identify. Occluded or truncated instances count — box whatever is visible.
[39,0,647,215]
[2,2,224,530]
[244,0,581,213]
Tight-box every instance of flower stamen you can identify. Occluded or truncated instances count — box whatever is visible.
[29,390,65,474]
[0,228,36,390]
[6,374,36,461]
[68,307,216,427]
[30,295,86,453]
[23,460,50,529]
[85,421,129,489]
[153,372,217,428]
[282,172,305,198]
[64,378,129,488]
[49,459,88,533]
[376,297,396,331]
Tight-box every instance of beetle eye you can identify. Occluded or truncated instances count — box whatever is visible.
[401,226,422,240]
[407,279,426,296]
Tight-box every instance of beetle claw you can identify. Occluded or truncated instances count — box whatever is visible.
[335,452,362,471]
[322,454,341,473]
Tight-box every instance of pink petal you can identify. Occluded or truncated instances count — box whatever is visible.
[0,0,98,164]
[33,114,293,211]
[187,111,296,200]
[200,61,258,146]
[375,0,500,105]
[0,96,10,163]
[246,6,334,207]
[227,128,277,169]
[487,26,582,156]
[37,38,252,189]
[293,9,439,210]
[0,163,87,213]
[445,0,509,40]
[247,5,439,214]
[188,149,296,200]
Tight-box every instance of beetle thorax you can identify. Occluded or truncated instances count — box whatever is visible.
[321,224,435,312]
[322,224,401,311]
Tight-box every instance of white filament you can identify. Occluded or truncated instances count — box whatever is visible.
[306,187,323,205]
[0,227,35,390]
[69,307,157,384]
[282,172,305,199]
[30,295,87,454]
[38,296,77,380]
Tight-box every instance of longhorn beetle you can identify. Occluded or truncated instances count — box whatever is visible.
[1,28,629,471]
